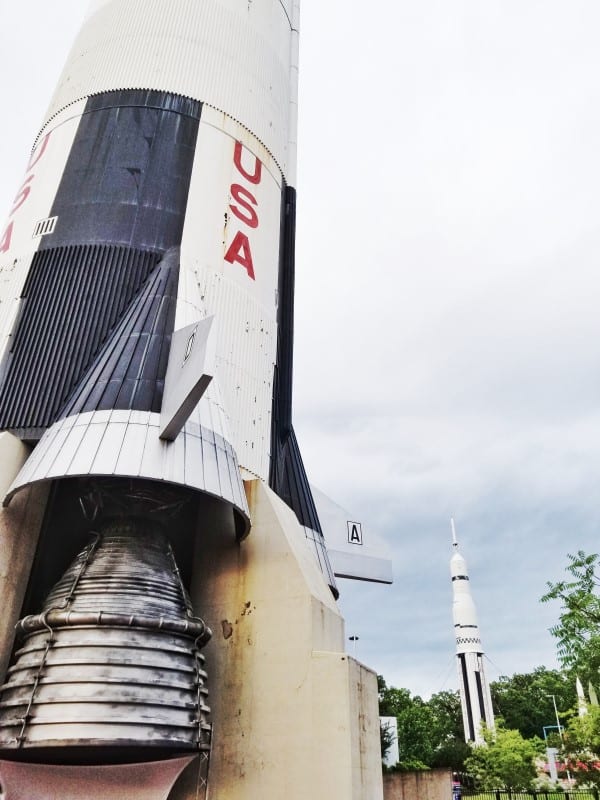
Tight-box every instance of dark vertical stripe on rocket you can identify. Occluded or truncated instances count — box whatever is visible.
[459,653,476,741]
[269,186,338,595]
[475,669,487,724]
[269,187,320,532]
[0,91,201,439]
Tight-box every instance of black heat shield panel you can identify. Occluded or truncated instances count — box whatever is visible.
[59,249,179,418]
[40,90,202,252]
[273,426,322,534]
[269,187,338,596]
[0,246,160,438]
[269,187,321,534]
[0,90,201,438]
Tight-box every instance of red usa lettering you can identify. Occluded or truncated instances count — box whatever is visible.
[0,222,14,255]
[225,142,262,280]
[0,133,51,255]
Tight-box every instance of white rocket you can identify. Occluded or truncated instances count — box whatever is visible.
[0,1,390,795]
[0,0,330,772]
[576,677,588,716]
[0,0,394,771]
[450,519,495,744]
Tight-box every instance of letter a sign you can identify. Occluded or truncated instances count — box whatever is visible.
[347,521,363,546]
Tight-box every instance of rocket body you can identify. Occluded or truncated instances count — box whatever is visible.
[0,0,337,777]
[451,540,495,744]
[0,0,332,580]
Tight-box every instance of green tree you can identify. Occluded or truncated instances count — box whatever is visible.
[377,678,469,771]
[463,722,543,790]
[428,690,464,741]
[380,718,396,765]
[542,551,600,684]
[430,737,471,771]
[427,690,470,770]
[378,675,413,718]
[396,697,438,768]
[561,704,600,786]
[490,667,576,740]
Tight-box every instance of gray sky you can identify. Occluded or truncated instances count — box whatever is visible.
[2,1,600,704]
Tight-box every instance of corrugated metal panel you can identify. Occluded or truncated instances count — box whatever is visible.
[303,527,338,595]
[5,409,250,526]
[0,90,202,438]
[287,0,300,188]
[60,248,179,419]
[0,254,34,369]
[270,425,338,596]
[0,245,159,437]
[195,267,277,480]
[275,426,320,533]
[40,0,293,177]
[177,108,282,478]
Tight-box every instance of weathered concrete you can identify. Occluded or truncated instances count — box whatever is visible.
[187,479,384,800]
[383,769,452,800]
[0,432,49,682]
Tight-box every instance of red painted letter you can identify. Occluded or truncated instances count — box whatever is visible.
[233,141,262,185]
[26,133,50,171]
[0,222,14,254]
[10,176,34,216]
[230,184,259,229]
[224,231,255,280]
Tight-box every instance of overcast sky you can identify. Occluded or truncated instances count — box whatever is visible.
[1,1,599,706]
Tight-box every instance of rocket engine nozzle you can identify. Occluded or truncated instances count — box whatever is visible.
[0,489,211,764]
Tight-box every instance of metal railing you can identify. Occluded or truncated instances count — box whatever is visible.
[461,792,599,800]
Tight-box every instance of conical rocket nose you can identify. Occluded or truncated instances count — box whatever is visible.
[0,520,211,762]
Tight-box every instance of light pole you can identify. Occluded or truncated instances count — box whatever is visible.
[546,693,572,784]
[348,635,359,657]
[548,694,563,739]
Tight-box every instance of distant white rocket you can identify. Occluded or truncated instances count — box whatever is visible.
[576,677,588,717]
[450,520,495,745]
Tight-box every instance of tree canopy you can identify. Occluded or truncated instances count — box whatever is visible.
[378,677,470,771]
[378,663,578,782]
[542,550,600,685]
[561,704,600,786]
[490,667,576,741]
[463,722,543,791]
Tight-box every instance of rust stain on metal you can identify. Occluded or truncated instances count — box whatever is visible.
[221,619,234,639]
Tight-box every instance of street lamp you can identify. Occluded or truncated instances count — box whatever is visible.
[547,694,564,740]
[546,694,572,784]
[348,635,359,657]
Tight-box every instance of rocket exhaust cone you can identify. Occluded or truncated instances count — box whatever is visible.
[0,519,211,763]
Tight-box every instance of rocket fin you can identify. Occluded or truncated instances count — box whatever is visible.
[311,487,393,585]
[269,426,338,596]
[159,316,216,441]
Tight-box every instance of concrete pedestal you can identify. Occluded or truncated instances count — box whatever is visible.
[0,455,383,798]
[189,479,384,800]
[0,433,49,682]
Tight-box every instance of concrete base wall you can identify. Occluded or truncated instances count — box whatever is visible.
[0,457,383,799]
[187,479,384,800]
[383,769,452,800]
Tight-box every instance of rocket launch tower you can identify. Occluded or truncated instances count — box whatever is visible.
[0,1,384,797]
[450,521,495,745]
